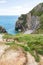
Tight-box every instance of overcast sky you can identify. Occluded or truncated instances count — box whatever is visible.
[0,0,43,15]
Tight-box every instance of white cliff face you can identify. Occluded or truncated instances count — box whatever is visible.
[26,13,40,29]
[15,12,40,34]
[24,14,40,34]
[26,13,32,30]
[31,16,40,29]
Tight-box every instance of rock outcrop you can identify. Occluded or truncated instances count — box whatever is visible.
[0,44,26,65]
[0,44,43,65]
[0,26,7,33]
[15,3,43,33]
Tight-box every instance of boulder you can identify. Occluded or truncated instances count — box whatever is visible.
[0,26,7,33]
[0,44,43,65]
[0,45,26,65]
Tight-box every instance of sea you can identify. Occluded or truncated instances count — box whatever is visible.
[0,16,18,34]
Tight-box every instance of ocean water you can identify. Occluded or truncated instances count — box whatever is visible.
[0,16,18,34]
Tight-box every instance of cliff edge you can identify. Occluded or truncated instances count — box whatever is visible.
[15,3,43,34]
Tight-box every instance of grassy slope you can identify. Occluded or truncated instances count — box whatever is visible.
[3,34,43,62]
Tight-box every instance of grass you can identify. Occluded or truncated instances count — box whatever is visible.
[3,34,43,62]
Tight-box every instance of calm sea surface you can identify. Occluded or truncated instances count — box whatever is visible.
[0,16,18,34]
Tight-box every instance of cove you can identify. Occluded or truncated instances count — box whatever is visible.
[0,16,18,34]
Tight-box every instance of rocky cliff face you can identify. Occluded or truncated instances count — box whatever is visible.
[15,3,43,33]
[0,26,7,33]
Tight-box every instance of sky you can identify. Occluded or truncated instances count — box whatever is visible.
[0,0,43,15]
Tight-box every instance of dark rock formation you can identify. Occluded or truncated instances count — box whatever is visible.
[0,26,7,33]
[15,3,43,33]
[15,14,27,32]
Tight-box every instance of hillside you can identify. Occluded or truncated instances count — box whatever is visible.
[0,34,43,65]
[15,3,43,34]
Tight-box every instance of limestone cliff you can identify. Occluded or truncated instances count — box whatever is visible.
[15,3,43,33]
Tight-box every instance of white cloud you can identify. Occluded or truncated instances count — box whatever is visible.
[0,0,7,3]
[0,0,43,15]
[0,1,42,15]
[0,6,32,15]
